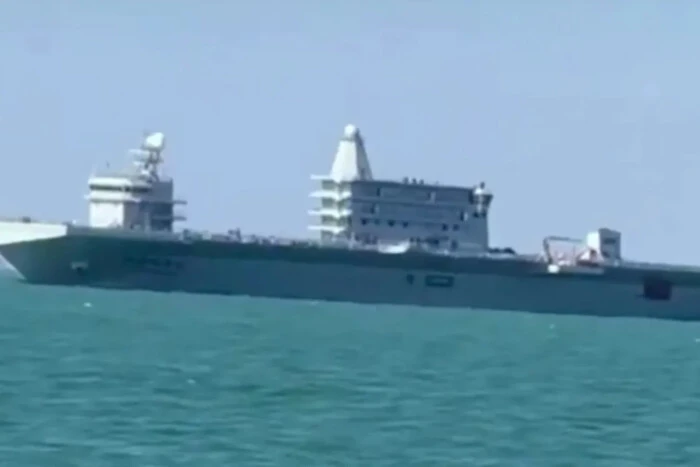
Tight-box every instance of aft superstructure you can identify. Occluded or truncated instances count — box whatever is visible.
[309,124,493,252]
[85,132,186,232]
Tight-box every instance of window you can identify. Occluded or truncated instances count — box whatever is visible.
[361,218,368,225]
[441,224,448,231]
[425,274,454,288]
[388,220,395,227]
[90,184,150,194]
[643,278,672,301]
[403,222,409,228]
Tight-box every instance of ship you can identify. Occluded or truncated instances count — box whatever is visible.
[0,125,698,320]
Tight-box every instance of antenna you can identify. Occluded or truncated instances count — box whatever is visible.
[128,131,167,179]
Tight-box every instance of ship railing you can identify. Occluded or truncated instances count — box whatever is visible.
[178,229,481,254]
[0,215,89,227]
[613,259,700,274]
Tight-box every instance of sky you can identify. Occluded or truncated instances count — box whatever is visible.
[1,1,700,263]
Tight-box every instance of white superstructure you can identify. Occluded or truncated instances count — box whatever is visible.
[309,124,493,251]
[85,132,186,232]
[585,228,622,260]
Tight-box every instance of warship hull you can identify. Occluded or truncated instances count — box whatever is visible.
[2,221,700,320]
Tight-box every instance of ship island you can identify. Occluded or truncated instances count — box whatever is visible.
[0,124,697,320]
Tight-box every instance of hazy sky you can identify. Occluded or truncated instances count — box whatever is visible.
[1,1,699,263]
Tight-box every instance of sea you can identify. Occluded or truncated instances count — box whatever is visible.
[0,278,699,466]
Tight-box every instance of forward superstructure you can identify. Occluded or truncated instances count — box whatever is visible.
[0,125,699,320]
[86,132,186,232]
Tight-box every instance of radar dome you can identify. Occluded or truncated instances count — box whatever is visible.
[143,132,166,151]
[343,124,359,139]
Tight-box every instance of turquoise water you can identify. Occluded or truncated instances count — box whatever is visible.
[1,279,700,466]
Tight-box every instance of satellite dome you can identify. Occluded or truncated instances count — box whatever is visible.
[343,124,359,139]
[143,132,166,151]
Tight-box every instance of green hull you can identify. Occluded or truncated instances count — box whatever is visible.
[1,222,700,320]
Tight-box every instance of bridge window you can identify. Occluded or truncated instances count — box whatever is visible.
[90,184,150,194]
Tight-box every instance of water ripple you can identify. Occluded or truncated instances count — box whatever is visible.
[0,282,699,465]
